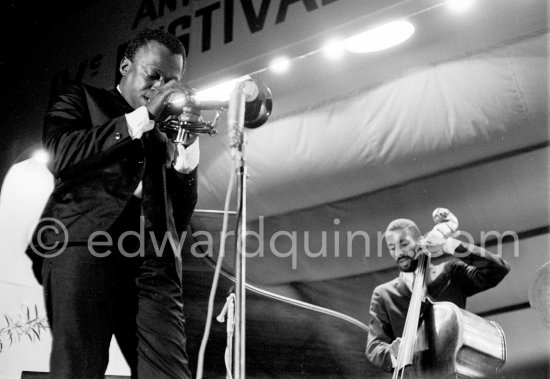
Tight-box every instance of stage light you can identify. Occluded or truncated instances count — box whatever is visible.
[196,75,252,102]
[345,20,415,53]
[269,57,291,73]
[447,0,475,13]
[31,149,49,164]
[322,39,346,60]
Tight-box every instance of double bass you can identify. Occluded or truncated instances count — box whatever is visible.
[392,215,507,379]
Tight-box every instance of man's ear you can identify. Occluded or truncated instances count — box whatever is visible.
[119,57,131,76]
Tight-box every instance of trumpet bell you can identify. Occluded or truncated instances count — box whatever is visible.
[243,79,273,129]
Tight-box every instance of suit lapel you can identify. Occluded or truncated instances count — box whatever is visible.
[107,88,135,113]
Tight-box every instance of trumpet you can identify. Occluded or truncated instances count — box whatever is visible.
[157,79,273,143]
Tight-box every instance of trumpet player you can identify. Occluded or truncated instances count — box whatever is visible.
[26,27,198,378]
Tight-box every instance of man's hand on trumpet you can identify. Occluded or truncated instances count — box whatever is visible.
[146,79,198,122]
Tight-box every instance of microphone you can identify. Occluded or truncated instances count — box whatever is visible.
[227,82,247,134]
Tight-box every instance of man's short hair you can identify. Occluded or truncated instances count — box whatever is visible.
[125,27,186,67]
[385,218,421,240]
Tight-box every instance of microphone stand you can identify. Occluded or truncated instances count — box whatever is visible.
[227,82,248,379]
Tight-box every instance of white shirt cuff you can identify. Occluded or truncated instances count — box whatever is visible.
[390,353,397,368]
[125,106,155,139]
[443,238,462,255]
[173,138,200,173]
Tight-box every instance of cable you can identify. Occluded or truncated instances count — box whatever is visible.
[195,167,236,379]
[200,255,369,333]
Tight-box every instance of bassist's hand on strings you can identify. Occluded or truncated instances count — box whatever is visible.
[389,337,402,367]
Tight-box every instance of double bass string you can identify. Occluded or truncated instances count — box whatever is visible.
[393,252,430,379]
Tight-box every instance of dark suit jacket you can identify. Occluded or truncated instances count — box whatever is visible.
[27,82,197,283]
[365,243,510,372]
